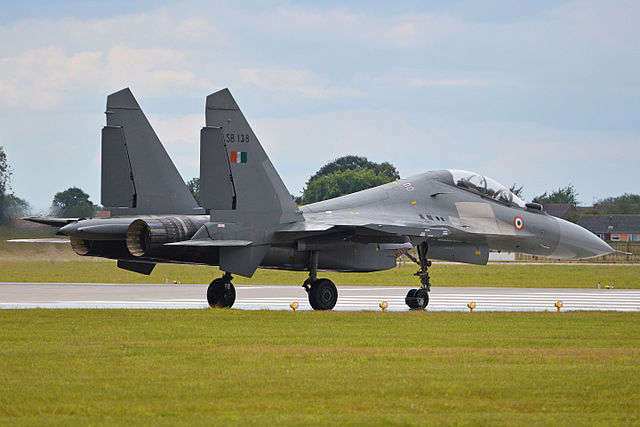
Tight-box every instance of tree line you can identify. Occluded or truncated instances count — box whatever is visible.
[183,155,400,206]
[1,144,638,225]
[0,147,28,224]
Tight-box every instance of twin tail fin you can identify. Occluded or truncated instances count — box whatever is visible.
[101,88,202,215]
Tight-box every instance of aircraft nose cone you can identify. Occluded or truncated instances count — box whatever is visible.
[551,218,614,260]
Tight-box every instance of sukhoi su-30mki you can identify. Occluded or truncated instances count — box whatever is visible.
[24,88,614,310]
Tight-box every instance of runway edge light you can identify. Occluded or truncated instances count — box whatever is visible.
[555,300,563,312]
[467,301,476,312]
[290,301,299,311]
[379,301,388,312]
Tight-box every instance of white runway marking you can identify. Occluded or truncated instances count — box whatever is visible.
[1,283,639,311]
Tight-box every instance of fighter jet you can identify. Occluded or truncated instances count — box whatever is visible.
[24,88,614,310]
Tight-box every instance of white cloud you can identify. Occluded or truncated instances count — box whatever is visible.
[240,67,361,99]
[386,22,418,47]
[149,113,203,175]
[1,1,639,209]
[407,79,490,88]
[0,46,212,109]
[252,109,640,202]
[257,6,461,49]
[173,17,212,41]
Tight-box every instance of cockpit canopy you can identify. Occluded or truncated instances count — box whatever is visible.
[446,170,526,208]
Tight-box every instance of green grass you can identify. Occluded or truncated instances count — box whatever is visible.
[2,225,639,288]
[0,259,638,288]
[0,310,638,425]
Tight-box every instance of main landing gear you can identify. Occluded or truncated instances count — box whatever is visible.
[302,251,338,310]
[404,242,431,310]
[207,271,236,308]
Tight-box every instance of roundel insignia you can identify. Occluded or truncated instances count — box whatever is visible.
[514,216,524,230]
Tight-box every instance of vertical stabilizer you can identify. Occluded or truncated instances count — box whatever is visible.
[201,89,300,224]
[102,88,202,215]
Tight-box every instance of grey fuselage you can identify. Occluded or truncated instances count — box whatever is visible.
[297,170,612,264]
[60,170,612,274]
[42,88,613,279]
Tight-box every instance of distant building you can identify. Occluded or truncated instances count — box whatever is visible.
[577,215,640,242]
[578,203,612,214]
[543,203,577,219]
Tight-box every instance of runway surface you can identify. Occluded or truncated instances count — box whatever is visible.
[1,282,639,311]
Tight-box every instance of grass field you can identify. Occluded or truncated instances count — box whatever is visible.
[0,258,638,288]
[2,226,639,288]
[0,310,638,425]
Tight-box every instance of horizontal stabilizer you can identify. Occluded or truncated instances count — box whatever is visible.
[220,245,269,277]
[22,216,79,227]
[164,239,253,247]
[117,260,156,275]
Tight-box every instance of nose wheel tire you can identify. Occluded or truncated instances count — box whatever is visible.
[308,278,338,310]
[405,288,429,310]
[207,276,236,308]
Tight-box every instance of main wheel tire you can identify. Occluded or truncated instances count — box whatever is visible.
[309,278,338,310]
[207,278,236,308]
[405,288,419,309]
[414,288,429,309]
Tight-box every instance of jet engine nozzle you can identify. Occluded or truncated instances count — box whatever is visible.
[69,236,131,259]
[126,216,205,257]
[70,237,91,256]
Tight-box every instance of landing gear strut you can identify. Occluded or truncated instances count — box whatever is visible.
[404,242,430,310]
[207,271,236,308]
[302,251,338,310]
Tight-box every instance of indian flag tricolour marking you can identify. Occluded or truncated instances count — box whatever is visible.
[230,151,247,163]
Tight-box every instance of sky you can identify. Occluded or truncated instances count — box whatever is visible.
[0,0,638,212]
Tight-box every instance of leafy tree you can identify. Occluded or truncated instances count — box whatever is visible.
[301,155,400,204]
[532,184,579,206]
[0,146,29,224]
[307,155,400,182]
[565,213,582,224]
[302,168,395,205]
[52,187,96,218]
[596,193,640,214]
[187,177,200,204]
[1,194,29,222]
[509,184,524,198]
[0,146,10,224]
[0,146,10,196]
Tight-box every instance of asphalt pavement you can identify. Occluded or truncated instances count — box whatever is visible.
[1,282,639,311]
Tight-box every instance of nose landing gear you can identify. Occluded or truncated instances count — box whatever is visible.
[404,242,431,310]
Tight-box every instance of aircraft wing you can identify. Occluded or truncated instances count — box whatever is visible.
[278,209,534,241]
[164,239,253,247]
[22,216,80,227]
[277,212,454,239]
[7,238,71,243]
